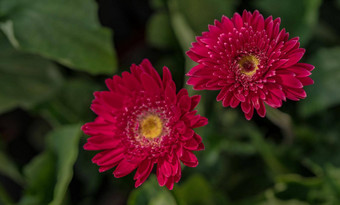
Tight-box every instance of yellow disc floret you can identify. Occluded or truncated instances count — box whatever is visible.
[238,55,260,76]
[140,114,163,139]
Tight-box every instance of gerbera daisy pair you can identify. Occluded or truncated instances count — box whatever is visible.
[82,10,314,190]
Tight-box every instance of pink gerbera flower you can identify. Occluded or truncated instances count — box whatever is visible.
[82,59,207,190]
[186,10,314,120]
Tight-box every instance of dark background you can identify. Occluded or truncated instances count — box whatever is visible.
[1,0,340,204]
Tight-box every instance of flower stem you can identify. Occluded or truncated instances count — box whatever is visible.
[0,182,14,205]
[265,105,294,144]
[249,129,289,175]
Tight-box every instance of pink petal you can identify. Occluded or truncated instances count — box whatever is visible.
[256,14,265,32]
[230,96,240,108]
[216,86,229,101]
[265,17,274,39]
[241,101,251,114]
[285,87,307,99]
[94,91,125,110]
[140,59,163,89]
[86,134,119,144]
[113,159,139,178]
[297,63,314,71]
[189,44,210,58]
[121,71,141,91]
[160,159,172,178]
[134,160,154,188]
[93,150,124,166]
[256,100,266,117]
[244,107,254,120]
[90,103,115,122]
[186,64,205,77]
[184,137,199,150]
[105,75,122,92]
[282,37,299,53]
[272,18,281,37]
[283,49,305,68]
[83,139,120,151]
[134,159,152,180]
[178,94,191,113]
[222,92,233,107]
[285,67,311,77]
[105,78,115,92]
[174,120,186,134]
[186,50,201,62]
[190,95,201,110]
[233,12,243,30]
[181,128,195,141]
[156,165,166,186]
[270,59,289,70]
[251,95,260,110]
[191,116,208,128]
[187,77,210,90]
[266,83,286,101]
[221,16,234,31]
[162,67,173,87]
[234,92,246,102]
[141,72,161,94]
[284,90,300,101]
[180,150,198,167]
[299,77,314,86]
[165,85,176,105]
[165,177,175,190]
[265,92,282,108]
[197,142,205,151]
[99,163,118,173]
[276,75,303,88]
[242,10,251,23]
[174,162,182,183]
[82,121,115,136]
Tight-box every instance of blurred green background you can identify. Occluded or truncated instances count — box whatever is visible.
[0,0,340,204]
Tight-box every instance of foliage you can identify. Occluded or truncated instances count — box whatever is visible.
[0,0,340,205]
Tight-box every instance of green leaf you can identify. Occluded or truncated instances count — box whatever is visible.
[254,0,322,46]
[168,0,198,90]
[275,174,322,188]
[150,0,167,9]
[174,0,237,34]
[149,191,177,205]
[249,129,289,175]
[38,78,100,126]
[174,174,215,205]
[321,164,340,202]
[266,106,294,144]
[147,12,177,49]
[48,124,82,205]
[127,176,176,205]
[0,150,24,185]
[0,32,62,114]
[0,0,117,75]
[260,190,309,205]
[168,0,196,55]
[20,152,56,205]
[19,124,81,205]
[299,47,340,117]
[0,182,15,205]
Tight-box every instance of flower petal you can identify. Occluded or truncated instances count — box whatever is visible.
[180,150,198,167]
[113,159,139,178]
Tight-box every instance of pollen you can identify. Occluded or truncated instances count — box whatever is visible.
[140,114,163,139]
[238,55,259,76]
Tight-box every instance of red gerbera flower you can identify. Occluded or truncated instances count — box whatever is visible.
[82,59,207,190]
[186,10,314,120]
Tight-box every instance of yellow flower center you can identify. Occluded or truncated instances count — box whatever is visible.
[140,114,163,139]
[238,55,259,76]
